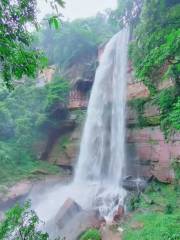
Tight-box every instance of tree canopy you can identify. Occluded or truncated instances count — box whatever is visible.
[38,13,118,68]
[0,0,64,89]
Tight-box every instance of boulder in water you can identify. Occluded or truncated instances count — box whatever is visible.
[122,178,147,192]
[61,209,103,240]
[55,198,82,228]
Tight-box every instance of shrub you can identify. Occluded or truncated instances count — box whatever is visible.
[171,159,180,191]
[0,202,64,240]
[169,98,180,130]
[0,202,49,240]
[79,229,101,240]
[164,203,173,214]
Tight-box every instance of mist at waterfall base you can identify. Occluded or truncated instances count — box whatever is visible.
[30,28,130,228]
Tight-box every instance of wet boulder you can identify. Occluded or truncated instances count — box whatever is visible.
[122,177,147,192]
[61,209,103,240]
[55,198,82,228]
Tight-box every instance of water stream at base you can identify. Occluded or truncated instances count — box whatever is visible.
[32,28,130,223]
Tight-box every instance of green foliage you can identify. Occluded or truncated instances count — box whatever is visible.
[123,212,180,240]
[0,75,69,186]
[171,159,180,191]
[126,193,141,211]
[155,88,176,114]
[0,0,65,88]
[39,13,116,68]
[0,141,59,186]
[129,0,180,87]
[0,201,48,240]
[152,88,179,136]
[58,136,70,152]
[72,109,87,125]
[0,0,47,88]
[79,229,101,240]
[128,98,150,128]
[122,182,180,240]
[49,16,61,30]
[164,203,173,214]
[46,75,69,107]
[129,0,180,135]
[168,97,180,130]
[0,201,64,240]
[128,98,147,113]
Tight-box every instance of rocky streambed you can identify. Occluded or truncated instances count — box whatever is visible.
[0,175,149,240]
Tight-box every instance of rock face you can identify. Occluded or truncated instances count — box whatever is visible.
[34,48,178,184]
[48,127,82,169]
[122,178,147,192]
[127,127,180,182]
[68,89,88,110]
[0,180,32,211]
[127,82,150,100]
[125,61,178,183]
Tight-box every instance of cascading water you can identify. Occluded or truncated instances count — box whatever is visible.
[75,27,129,184]
[74,27,130,218]
[32,27,130,225]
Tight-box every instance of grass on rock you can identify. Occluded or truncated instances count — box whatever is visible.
[0,159,60,189]
[122,182,180,240]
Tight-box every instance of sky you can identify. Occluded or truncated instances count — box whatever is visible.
[37,0,117,21]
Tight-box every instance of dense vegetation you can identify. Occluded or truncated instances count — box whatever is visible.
[0,0,179,239]
[0,202,50,240]
[0,11,116,187]
[128,0,180,136]
[0,0,65,88]
[0,201,68,240]
[79,229,101,240]
[0,75,69,186]
[123,181,180,240]
[38,13,117,69]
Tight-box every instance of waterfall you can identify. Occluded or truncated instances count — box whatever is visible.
[73,27,130,218]
[33,28,130,223]
[75,28,130,186]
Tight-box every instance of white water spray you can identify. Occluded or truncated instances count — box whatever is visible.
[74,27,130,218]
[75,27,129,185]
[33,28,130,223]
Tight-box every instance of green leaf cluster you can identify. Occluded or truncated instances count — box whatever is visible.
[0,0,48,88]
[129,0,180,85]
[0,0,66,88]
[0,202,48,240]
[79,228,101,240]
[0,201,65,240]
[168,97,180,130]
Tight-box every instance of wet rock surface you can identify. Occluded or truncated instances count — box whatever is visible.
[122,177,148,192]
[127,127,180,182]
[55,198,82,229]
[56,204,102,239]
[0,181,32,212]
